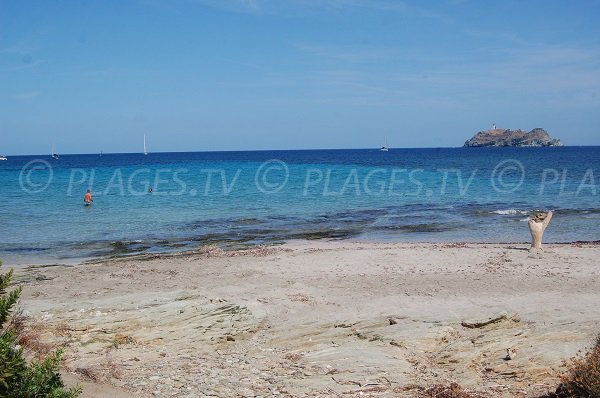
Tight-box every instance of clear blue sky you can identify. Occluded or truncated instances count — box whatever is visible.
[1,0,600,155]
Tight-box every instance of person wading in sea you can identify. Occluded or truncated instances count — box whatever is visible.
[84,189,93,206]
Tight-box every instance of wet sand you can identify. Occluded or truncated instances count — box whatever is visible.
[13,241,600,397]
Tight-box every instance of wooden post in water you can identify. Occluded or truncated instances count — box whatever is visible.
[528,211,553,252]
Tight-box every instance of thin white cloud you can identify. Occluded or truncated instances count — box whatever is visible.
[1,40,39,56]
[1,59,43,72]
[13,91,40,100]
[291,41,600,108]
[1,40,43,72]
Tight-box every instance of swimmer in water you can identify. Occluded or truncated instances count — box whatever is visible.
[84,189,93,206]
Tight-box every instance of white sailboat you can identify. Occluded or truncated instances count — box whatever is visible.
[51,144,59,160]
[143,134,148,155]
[380,137,389,152]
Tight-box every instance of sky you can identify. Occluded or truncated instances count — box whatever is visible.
[1,0,600,155]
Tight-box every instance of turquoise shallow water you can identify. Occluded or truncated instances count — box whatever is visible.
[0,147,598,264]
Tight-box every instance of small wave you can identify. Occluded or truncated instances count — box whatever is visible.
[482,208,600,216]
[491,209,530,215]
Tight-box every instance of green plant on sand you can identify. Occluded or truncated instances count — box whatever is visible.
[0,260,81,397]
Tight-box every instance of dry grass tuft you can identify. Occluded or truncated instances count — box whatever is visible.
[552,334,600,397]
[14,317,55,358]
[54,321,73,337]
[398,383,487,398]
[73,367,100,382]
[288,293,312,303]
[110,333,135,349]
[284,352,303,362]
[7,307,28,335]
[104,357,122,380]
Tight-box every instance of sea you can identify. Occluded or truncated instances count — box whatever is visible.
[0,147,598,265]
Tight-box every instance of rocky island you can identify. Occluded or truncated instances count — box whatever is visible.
[464,127,563,147]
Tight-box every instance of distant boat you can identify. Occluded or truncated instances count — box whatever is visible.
[51,144,59,160]
[143,134,148,155]
[380,137,389,152]
[0,155,7,161]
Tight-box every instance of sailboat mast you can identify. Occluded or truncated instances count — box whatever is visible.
[144,134,147,155]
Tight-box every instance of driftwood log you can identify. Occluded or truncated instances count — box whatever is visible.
[528,211,553,251]
[461,311,520,329]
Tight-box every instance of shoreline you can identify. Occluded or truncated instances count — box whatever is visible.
[4,237,600,268]
[11,240,600,397]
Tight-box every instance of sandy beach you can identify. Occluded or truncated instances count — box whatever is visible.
[12,241,600,397]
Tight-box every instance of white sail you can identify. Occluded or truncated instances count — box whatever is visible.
[144,134,148,155]
[51,144,59,159]
[380,136,389,151]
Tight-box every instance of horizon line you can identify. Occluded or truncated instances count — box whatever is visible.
[2,145,596,157]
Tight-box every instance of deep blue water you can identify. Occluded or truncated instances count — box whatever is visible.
[0,147,599,264]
